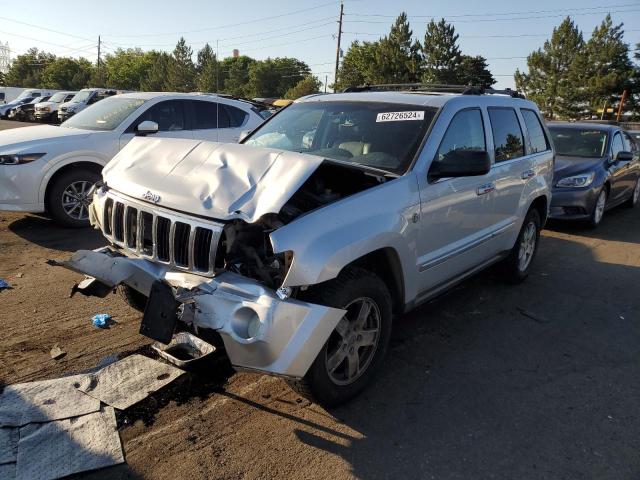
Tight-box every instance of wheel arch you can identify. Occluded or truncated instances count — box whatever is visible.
[529,195,548,226]
[43,160,104,211]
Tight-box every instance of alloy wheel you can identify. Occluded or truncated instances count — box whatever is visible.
[325,297,381,386]
[633,179,640,205]
[61,180,92,221]
[593,190,606,225]
[518,221,537,272]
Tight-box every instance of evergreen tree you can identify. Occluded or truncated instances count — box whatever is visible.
[421,19,462,84]
[515,17,584,119]
[141,52,171,91]
[376,13,421,83]
[166,37,195,92]
[335,41,381,90]
[458,55,495,88]
[195,43,219,92]
[284,76,322,99]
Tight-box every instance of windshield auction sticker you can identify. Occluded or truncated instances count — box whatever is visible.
[376,111,425,122]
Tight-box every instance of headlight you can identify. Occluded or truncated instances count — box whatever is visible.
[41,106,50,112]
[556,172,595,188]
[0,153,46,165]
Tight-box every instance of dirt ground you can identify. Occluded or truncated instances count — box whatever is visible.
[1,120,639,479]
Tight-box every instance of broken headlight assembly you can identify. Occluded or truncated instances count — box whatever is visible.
[0,153,46,165]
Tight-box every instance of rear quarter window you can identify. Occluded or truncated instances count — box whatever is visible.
[488,107,525,162]
[521,109,549,153]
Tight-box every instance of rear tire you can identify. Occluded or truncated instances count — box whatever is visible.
[117,285,148,312]
[624,177,640,208]
[47,167,100,228]
[288,266,393,407]
[501,208,541,284]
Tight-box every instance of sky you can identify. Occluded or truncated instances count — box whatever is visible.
[0,0,638,90]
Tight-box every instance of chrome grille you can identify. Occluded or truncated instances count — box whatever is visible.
[101,193,223,276]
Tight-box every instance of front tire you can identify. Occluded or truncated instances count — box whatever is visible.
[118,285,148,312]
[624,177,640,208]
[289,267,393,407]
[47,167,100,227]
[501,208,541,284]
[589,188,607,228]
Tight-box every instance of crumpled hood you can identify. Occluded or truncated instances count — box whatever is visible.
[554,155,605,180]
[103,137,325,222]
[0,125,95,154]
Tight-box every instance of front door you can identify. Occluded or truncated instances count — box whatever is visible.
[120,100,193,149]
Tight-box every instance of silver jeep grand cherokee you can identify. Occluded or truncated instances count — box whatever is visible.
[59,86,553,406]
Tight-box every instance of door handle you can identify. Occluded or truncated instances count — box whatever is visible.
[521,169,535,180]
[477,183,495,196]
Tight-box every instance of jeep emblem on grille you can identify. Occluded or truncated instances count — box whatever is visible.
[142,190,161,204]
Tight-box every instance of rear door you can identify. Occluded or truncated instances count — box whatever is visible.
[120,99,193,149]
[609,131,630,201]
[190,100,238,143]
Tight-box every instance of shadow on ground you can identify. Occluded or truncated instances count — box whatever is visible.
[8,214,105,252]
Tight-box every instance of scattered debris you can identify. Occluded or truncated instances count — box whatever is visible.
[92,313,112,329]
[0,427,18,464]
[15,406,124,480]
[76,354,184,410]
[0,279,9,290]
[152,332,216,368]
[49,345,66,361]
[517,307,551,324]
[0,375,100,427]
[15,273,23,279]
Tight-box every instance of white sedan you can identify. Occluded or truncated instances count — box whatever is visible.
[0,92,266,226]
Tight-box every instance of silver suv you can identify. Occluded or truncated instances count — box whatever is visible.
[59,86,554,406]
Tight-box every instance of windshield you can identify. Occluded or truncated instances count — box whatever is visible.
[29,96,45,104]
[70,90,93,103]
[49,92,67,103]
[244,101,437,174]
[15,91,37,101]
[550,127,608,158]
[62,97,146,131]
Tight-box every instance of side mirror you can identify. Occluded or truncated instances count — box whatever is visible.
[238,129,252,142]
[616,151,633,162]
[136,120,159,136]
[429,150,491,179]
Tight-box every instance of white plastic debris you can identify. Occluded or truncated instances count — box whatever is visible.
[15,406,123,480]
[0,375,100,427]
[76,354,184,410]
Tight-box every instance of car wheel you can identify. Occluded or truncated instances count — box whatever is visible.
[624,177,640,208]
[501,208,541,284]
[288,266,393,407]
[589,188,607,228]
[117,285,148,312]
[47,167,100,227]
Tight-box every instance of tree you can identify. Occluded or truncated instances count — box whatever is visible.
[166,37,195,92]
[515,17,585,119]
[284,76,322,99]
[335,40,381,90]
[375,13,421,83]
[221,55,255,97]
[4,48,55,87]
[458,55,495,88]
[40,57,93,90]
[421,19,462,84]
[102,48,156,90]
[195,43,219,92]
[246,57,310,98]
[574,15,634,117]
[140,51,171,91]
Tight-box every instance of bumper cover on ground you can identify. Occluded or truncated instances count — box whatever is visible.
[58,248,345,379]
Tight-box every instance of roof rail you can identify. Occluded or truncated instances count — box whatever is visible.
[342,83,525,99]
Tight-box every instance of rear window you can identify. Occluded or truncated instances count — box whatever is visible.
[521,109,549,153]
[488,108,525,162]
[225,104,248,128]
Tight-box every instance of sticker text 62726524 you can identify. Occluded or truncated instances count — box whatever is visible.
[376,111,425,122]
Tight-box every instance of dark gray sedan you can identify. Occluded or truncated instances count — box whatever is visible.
[548,122,640,227]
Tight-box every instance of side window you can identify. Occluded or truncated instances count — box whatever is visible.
[434,108,486,164]
[224,105,248,128]
[622,132,637,153]
[488,108,525,162]
[192,101,231,129]
[140,100,185,131]
[611,133,624,157]
[521,109,549,153]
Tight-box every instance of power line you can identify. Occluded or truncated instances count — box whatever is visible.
[0,29,97,56]
[0,15,95,44]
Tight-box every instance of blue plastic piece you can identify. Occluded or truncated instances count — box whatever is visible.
[92,313,112,329]
[0,279,9,290]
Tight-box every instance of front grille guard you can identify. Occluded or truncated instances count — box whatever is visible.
[101,193,223,277]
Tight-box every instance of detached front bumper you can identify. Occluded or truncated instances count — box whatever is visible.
[58,248,345,379]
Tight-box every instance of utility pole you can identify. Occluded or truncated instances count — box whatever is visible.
[97,35,101,81]
[325,74,328,93]
[334,1,343,91]
[616,90,628,122]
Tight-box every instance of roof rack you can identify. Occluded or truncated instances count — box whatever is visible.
[342,83,525,99]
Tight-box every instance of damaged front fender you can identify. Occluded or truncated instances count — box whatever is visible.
[56,248,345,378]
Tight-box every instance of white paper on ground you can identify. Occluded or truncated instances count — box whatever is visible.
[76,354,184,410]
[0,461,16,480]
[0,375,100,427]
[0,427,18,464]
[15,406,123,480]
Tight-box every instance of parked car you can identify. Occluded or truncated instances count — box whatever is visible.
[548,122,640,227]
[628,130,640,144]
[57,87,553,406]
[34,91,77,123]
[0,89,54,118]
[7,96,51,122]
[57,88,119,122]
[0,92,266,227]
